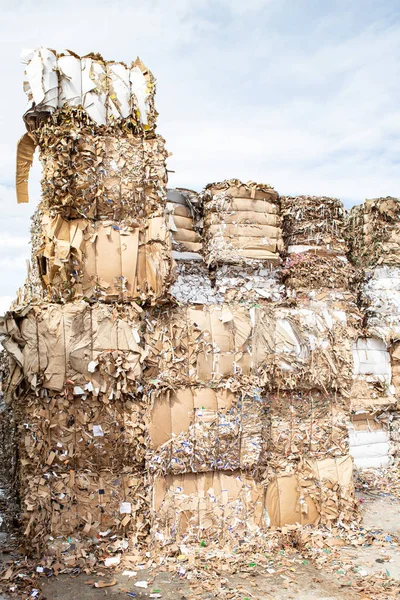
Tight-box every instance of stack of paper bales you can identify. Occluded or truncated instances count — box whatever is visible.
[17,48,174,304]
[2,47,176,559]
[167,188,217,304]
[147,186,359,546]
[348,197,400,469]
[0,47,367,561]
[258,196,359,530]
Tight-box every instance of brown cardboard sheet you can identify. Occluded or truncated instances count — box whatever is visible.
[16,132,37,204]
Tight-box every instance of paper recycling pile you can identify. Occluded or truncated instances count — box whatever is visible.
[1,47,399,562]
[5,47,174,558]
[347,197,400,470]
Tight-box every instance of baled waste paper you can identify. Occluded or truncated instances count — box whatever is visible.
[281,195,354,293]
[1,47,400,584]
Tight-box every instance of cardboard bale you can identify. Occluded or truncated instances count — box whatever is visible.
[22,48,157,131]
[151,471,265,546]
[152,456,357,545]
[348,197,400,268]
[202,179,284,266]
[270,303,357,393]
[266,391,350,461]
[281,196,352,291]
[36,125,168,220]
[0,302,144,396]
[16,392,147,472]
[281,195,347,252]
[20,468,149,553]
[145,302,357,393]
[36,214,174,303]
[144,304,269,388]
[146,387,267,475]
[264,455,358,527]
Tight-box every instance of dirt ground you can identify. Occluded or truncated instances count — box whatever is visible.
[0,491,399,600]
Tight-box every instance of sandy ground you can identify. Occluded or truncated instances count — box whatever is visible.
[29,564,362,600]
[1,492,399,599]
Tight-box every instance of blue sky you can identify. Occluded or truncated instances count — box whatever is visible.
[0,0,399,310]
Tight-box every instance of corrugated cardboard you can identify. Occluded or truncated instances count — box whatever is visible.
[22,48,157,130]
[147,387,267,473]
[16,132,37,204]
[152,456,357,544]
[202,179,284,265]
[0,302,144,394]
[37,215,174,302]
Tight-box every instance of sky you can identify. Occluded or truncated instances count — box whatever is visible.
[0,0,399,311]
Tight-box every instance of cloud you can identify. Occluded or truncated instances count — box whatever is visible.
[0,0,399,298]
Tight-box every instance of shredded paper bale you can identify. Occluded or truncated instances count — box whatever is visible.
[36,124,168,220]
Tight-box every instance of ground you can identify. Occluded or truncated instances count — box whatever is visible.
[1,491,399,600]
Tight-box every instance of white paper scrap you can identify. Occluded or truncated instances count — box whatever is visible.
[120,502,132,514]
[93,425,104,437]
